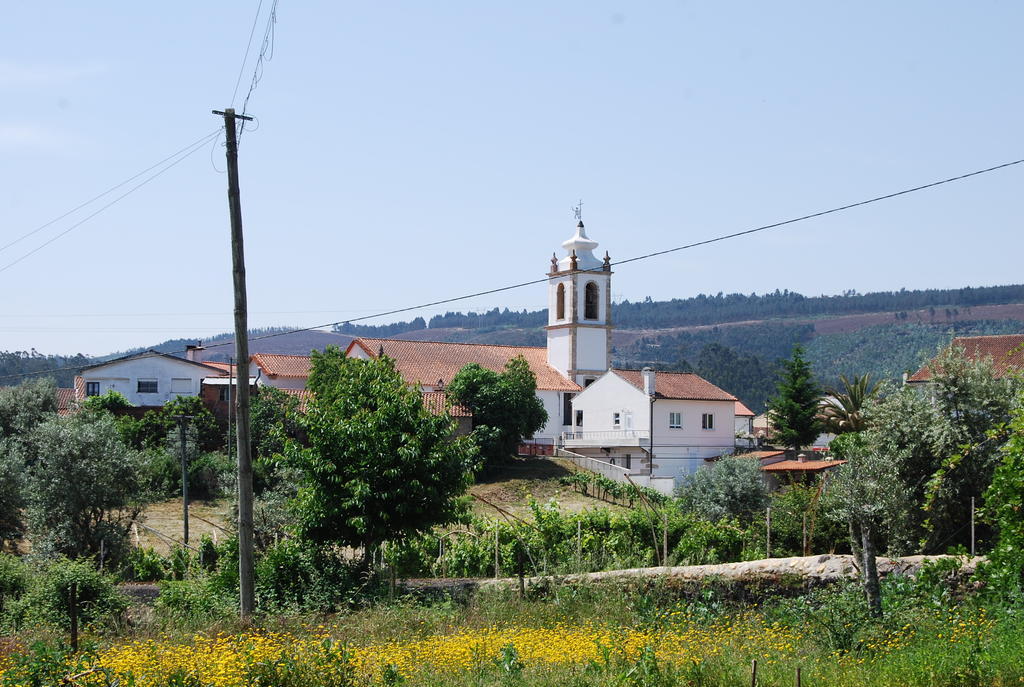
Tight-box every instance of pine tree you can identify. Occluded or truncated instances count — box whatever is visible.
[767,344,822,450]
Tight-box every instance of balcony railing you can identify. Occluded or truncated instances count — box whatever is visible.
[561,429,650,444]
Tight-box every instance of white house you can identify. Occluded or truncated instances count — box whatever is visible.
[564,367,738,481]
[77,349,227,406]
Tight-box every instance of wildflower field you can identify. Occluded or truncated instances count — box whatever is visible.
[2,586,1021,687]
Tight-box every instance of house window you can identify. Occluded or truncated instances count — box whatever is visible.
[556,283,566,320]
[137,379,158,394]
[613,412,621,428]
[170,378,191,394]
[625,454,632,469]
[584,281,599,320]
[562,393,574,425]
[575,409,584,427]
[583,377,595,387]
[219,386,231,402]
[669,412,682,429]
[85,381,100,397]
[702,413,715,430]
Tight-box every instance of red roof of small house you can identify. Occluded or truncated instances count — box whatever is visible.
[202,361,235,375]
[250,353,312,379]
[908,334,1024,383]
[56,388,77,415]
[346,338,580,392]
[73,376,86,401]
[612,369,737,402]
[736,450,786,461]
[421,391,472,418]
[735,401,755,417]
[761,459,846,472]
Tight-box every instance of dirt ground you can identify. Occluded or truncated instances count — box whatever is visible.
[136,498,232,554]
[469,457,624,519]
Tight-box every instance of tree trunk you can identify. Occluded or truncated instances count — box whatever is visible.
[848,518,863,572]
[860,518,883,617]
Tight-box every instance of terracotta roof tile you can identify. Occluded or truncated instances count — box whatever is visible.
[612,369,737,402]
[251,354,312,379]
[73,375,86,401]
[735,401,755,417]
[908,334,1024,382]
[421,391,472,418]
[56,388,77,415]
[346,338,580,392]
[761,459,846,472]
[202,361,235,375]
[735,450,786,461]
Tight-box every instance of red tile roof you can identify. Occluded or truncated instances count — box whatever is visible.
[202,361,235,375]
[612,369,737,402]
[277,387,313,412]
[346,338,580,392]
[73,375,86,402]
[735,401,755,417]
[421,391,472,418]
[908,334,1024,382]
[735,450,786,461]
[761,459,846,472]
[251,354,312,379]
[56,387,77,415]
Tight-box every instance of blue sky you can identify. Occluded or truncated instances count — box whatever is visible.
[2,2,1021,356]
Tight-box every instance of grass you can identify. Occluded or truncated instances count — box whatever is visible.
[136,498,232,554]
[3,580,1022,687]
[469,457,625,519]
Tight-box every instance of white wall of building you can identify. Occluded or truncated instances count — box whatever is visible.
[545,328,572,377]
[82,356,217,406]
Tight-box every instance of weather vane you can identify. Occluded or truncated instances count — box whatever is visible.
[572,199,583,222]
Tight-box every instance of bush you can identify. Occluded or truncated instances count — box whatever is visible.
[9,558,127,632]
[0,553,27,619]
[255,539,358,612]
[121,546,168,582]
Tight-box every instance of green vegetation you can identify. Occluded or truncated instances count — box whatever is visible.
[767,344,822,450]
[448,356,548,464]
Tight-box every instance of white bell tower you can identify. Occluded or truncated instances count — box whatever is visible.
[545,219,612,387]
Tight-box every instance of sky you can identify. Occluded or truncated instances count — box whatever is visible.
[2,2,1022,357]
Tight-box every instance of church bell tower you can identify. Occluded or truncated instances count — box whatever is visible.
[545,219,612,387]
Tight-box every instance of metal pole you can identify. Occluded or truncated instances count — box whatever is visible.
[970,496,975,556]
[214,106,255,619]
[172,415,193,545]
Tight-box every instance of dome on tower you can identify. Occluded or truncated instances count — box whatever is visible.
[558,221,602,271]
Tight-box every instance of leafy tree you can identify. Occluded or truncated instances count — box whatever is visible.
[81,389,133,413]
[826,433,909,617]
[0,378,59,548]
[982,389,1024,598]
[676,456,768,525]
[286,348,480,568]
[819,373,881,434]
[250,385,302,495]
[447,356,547,463]
[20,412,148,563]
[767,344,822,450]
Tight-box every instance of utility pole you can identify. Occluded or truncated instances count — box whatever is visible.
[172,414,194,545]
[213,107,255,619]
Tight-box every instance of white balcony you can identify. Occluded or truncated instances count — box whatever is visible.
[561,429,650,448]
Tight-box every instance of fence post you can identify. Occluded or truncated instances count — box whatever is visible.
[662,511,669,566]
[576,519,582,573]
[495,528,501,579]
[750,659,757,687]
[766,507,772,559]
[970,496,976,556]
[69,582,79,653]
[795,665,801,687]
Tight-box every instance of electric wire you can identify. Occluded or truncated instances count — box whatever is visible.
[237,0,279,140]
[230,0,266,107]
[0,130,221,276]
[0,129,222,256]
[1,155,1021,382]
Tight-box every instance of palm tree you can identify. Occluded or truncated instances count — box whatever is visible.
[819,373,881,434]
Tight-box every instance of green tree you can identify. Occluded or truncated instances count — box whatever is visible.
[20,412,148,563]
[982,389,1024,598]
[286,348,480,567]
[819,373,881,434]
[676,456,768,525]
[767,344,822,450]
[0,378,59,548]
[826,432,909,617]
[250,385,302,495]
[447,356,548,463]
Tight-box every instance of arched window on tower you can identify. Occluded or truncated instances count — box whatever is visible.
[556,283,566,320]
[584,281,599,320]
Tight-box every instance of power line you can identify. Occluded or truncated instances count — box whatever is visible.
[0,129,222,257]
[231,0,266,107]
[0,130,221,276]
[1,155,1021,382]
[236,0,279,140]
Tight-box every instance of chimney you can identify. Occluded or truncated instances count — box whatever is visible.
[641,367,656,396]
[185,343,203,362]
[797,453,807,463]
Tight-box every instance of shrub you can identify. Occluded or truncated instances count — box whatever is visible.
[10,558,127,631]
[121,546,168,582]
[0,553,27,619]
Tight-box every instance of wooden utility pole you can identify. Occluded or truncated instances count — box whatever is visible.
[172,414,194,545]
[213,107,255,619]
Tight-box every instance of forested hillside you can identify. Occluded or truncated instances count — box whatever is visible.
[0,350,91,388]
